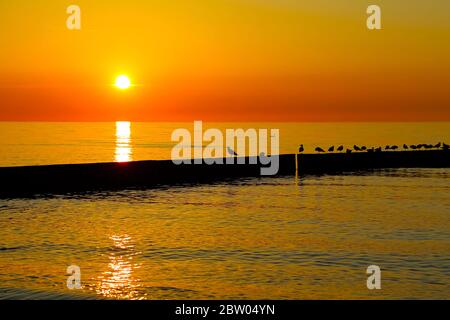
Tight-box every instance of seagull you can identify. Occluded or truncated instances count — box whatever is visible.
[361,146,367,151]
[227,146,238,156]
[259,152,268,163]
[328,146,334,152]
[337,145,344,152]
[385,145,391,150]
[410,145,417,150]
[315,147,325,153]
[434,142,441,148]
[403,144,408,150]
[354,145,361,151]
[298,144,304,153]
[391,145,399,151]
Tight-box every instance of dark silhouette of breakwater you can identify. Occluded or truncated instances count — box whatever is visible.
[0,156,292,198]
[297,149,449,174]
[0,150,448,198]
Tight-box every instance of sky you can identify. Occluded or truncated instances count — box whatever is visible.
[0,0,449,121]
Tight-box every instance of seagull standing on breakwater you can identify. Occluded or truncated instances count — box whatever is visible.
[227,147,238,156]
[298,144,304,153]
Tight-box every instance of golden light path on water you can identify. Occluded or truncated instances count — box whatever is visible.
[95,234,145,299]
[115,121,132,162]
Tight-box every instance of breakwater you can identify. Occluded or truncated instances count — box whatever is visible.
[0,150,448,197]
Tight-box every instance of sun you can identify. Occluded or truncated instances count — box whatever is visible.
[115,75,131,90]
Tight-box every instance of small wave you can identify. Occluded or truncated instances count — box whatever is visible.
[0,246,27,252]
[0,287,96,300]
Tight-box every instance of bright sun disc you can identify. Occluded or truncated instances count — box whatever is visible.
[115,75,131,89]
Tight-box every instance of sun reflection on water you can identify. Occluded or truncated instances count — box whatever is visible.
[96,234,145,299]
[115,121,132,162]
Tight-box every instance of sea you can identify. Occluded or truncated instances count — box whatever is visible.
[0,122,449,299]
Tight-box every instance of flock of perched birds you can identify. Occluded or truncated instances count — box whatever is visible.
[298,142,449,154]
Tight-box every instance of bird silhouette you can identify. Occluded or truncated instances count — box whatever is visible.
[410,145,417,150]
[443,143,449,150]
[434,142,441,148]
[353,145,361,151]
[315,147,325,153]
[298,144,304,153]
[337,145,344,152]
[403,144,408,150]
[259,152,268,163]
[391,145,399,151]
[385,145,390,150]
[361,146,367,151]
[328,146,334,152]
[227,146,238,156]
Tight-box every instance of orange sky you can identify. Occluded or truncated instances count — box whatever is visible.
[0,0,449,121]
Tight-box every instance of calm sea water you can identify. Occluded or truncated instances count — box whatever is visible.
[0,122,449,299]
[0,122,449,166]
